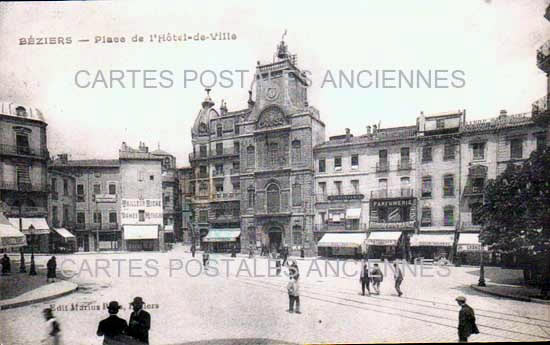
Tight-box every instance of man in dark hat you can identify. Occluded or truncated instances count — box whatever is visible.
[97,301,128,345]
[456,296,479,342]
[128,297,151,344]
[1,254,11,275]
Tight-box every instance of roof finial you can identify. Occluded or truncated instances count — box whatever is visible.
[277,30,289,60]
[202,88,214,109]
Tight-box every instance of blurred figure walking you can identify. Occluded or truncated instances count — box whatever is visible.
[42,308,61,345]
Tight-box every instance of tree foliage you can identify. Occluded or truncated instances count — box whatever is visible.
[479,147,550,253]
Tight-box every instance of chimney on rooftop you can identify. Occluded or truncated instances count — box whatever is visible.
[373,124,378,134]
[499,109,508,119]
[366,125,371,135]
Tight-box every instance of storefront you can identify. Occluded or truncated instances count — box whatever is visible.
[366,231,403,260]
[51,228,76,253]
[8,217,50,253]
[203,229,241,253]
[0,213,26,250]
[164,225,175,243]
[123,225,161,251]
[456,233,490,266]
[317,232,366,257]
[410,233,454,261]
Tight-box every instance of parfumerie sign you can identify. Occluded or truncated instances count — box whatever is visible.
[121,199,163,225]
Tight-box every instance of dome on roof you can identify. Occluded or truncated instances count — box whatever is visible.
[0,102,46,123]
[191,89,219,136]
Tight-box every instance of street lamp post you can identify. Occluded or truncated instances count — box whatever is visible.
[29,224,36,276]
[18,205,26,273]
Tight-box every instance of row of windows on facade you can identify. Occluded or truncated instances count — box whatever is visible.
[214,122,240,137]
[317,174,458,198]
[316,137,547,173]
[196,141,303,165]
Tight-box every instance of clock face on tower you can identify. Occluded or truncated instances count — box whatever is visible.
[264,86,279,101]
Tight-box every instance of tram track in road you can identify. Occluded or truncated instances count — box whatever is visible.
[296,278,550,328]
[233,276,550,342]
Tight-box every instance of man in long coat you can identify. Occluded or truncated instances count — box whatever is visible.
[456,296,479,342]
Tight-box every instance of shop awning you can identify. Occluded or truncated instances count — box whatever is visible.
[164,225,174,233]
[345,208,361,220]
[410,234,454,247]
[457,233,487,252]
[52,228,76,240]
[8,217,50,235]
[366,231,402,246]
[203,229,241,242]
[123,225,159,240]
[317,233,366,248]
[0,214,26,248]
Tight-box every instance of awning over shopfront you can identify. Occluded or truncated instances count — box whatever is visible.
[164,225,174,233]
[345,208,361,219]
[366,231,402,246]
[410,234,454,247]
[0,214,26,248]
[203,229,241,242]
[52,228,76,240]
[317,233,366,248]
[457,233,487,252]
[123,225,159,240]
[8,217,50,235]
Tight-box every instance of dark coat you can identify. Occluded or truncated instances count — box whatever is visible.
[1,256,10,273]
[47,258,56,278]
[128,309,151,344]
[360,265,369,281]
[458,304,479,339]
[97,315,128,344]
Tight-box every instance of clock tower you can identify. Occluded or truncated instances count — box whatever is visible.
[252,37,309,112]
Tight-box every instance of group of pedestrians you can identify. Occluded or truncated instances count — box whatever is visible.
[359,261,403,297]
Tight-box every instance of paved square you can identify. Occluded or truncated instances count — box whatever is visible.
[1,249,549,344]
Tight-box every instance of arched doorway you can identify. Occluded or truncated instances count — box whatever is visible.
[266,225,283,252]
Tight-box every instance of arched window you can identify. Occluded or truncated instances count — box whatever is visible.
[292,140,301,163]
[292,225,302,246]
[247,186,255,209]
[266,183,280,213]
[247,145,255,167]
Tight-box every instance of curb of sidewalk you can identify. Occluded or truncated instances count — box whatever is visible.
[0,280,79,310]
[470,284,550,304]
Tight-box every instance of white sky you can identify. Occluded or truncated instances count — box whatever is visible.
[0,0,548,166]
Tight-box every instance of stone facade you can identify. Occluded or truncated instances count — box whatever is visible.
[189,40,325,255]
[0,102,50,252]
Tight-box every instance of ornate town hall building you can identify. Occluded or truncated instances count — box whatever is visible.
[190,39,325,255]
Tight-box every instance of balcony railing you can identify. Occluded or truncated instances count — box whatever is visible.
[76,223,119,231]
[212,170,225,177]
[188,152,208,161]
[0,182,49,192]
[536,40,550,72]
[370,188,414,199]
[6,206,48,217]
[376,161,389,172]
[313,223,368,232]
[315,193,365,202]
[212,192,241,201]
[230,168,240,175]
[92,194,117,203]
[397,160,412,170]
[210,147,239,158]
[0,144,49,158]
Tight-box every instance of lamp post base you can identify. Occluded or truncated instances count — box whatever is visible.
[29,253,37,276]
[19,249,26,273]
[478,264,486,287]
